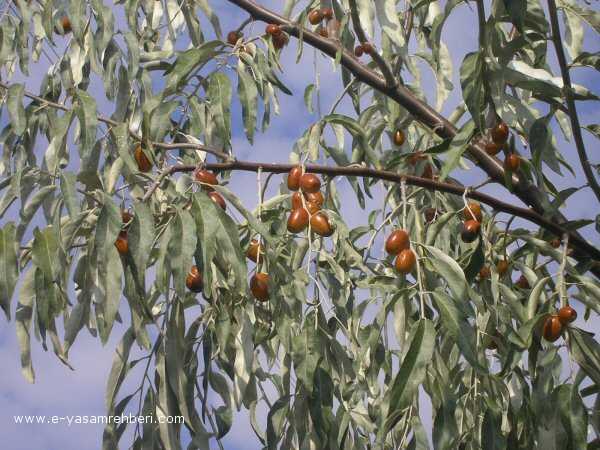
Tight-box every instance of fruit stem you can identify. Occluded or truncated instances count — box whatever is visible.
[401,178,407,231]
[256,167,264,268]
[558,233,569,308]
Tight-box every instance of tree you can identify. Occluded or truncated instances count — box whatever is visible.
[1,0,599,448]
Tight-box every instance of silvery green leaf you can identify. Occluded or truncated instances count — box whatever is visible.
[562,7,584,59]
[460,52,485,130]
[74,89,98,158]
[233,310,254,409]
[557,0,600,35]
[209,72,233,146]
[439,120,475,180]
[15,268,35,382]
[164,42,221,96]
[237,61,258,144]
[0,222,18,319]
[374,0,405,48]
[7,83,26,135]
[382,319,435,436]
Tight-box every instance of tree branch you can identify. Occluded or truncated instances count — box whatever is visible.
[546,0,600,203]
[148,160,600,263]
[225,0,600,278]
[347,0,398,88]
[0,82,231,161]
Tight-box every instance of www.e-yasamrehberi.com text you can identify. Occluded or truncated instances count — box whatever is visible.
[14,414,184,427]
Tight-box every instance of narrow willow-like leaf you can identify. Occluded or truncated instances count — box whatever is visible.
[382,319,435,436]
[0,222,17,319]
[7,83,26,135]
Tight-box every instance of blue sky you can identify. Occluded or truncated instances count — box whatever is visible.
[1,1,599,449]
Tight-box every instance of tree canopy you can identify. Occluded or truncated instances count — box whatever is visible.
[1,0,600,448]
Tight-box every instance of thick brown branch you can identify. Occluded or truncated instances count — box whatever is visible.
[547,0,600,203]
[0,82,231,161]
[150,160,600,263]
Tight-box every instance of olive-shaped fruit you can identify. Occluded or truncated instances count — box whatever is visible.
[287,208,309,233]
[385,230,410,256]
[186,266,203,293]
[395,249,416,274]
[250,272,270,301]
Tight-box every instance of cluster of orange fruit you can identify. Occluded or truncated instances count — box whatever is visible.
[286,167,334,237]
[484,122,521,172]
[542,305,577,342]
[384,229,416,274]
[478,259,530,290]
[307,7,337,38]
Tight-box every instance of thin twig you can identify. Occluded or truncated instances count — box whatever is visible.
[0,82,231,161]
[546,0,600,203]
[347,0,398,88]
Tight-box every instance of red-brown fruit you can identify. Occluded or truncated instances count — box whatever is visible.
[291,193,320,214]
[134,144,152,172]
[558,305,577,325]
[385,229,410,256]
[461,220,481,243]
[395,249,416,274]
[121,210,133,227]
[291,191,304,210]
[208,191,226,210]
[308,9,323,25]
[310,212,334,237]
[550,238,562,248]
[287,166,302,191]
[115,231,129,255]
[491,122,509,145]
[194,169,219,189]
[542,315,563,342]
[305,191,324,207]
[287,208,309,233]
[227,30,242,45]
[487,338,498,350]
[305,201,321,215]
[321,7,334,20]
[266,24,281,36]
[354,45,364,57]
[361,42,374,54]
[479,266,491,280]
[250,272,270,301]
[273,33,289,49]
[484,141,502,156]
[393,129,405,146]
[504,154,521,172]
[496,259,509,276]
[300,173,321,193]
[516,274,530,289]
[246,239,263,263]
[317,26,329,37]
[55,16,72,34]
[422,163,434,179]
[407,152,427,166]
[424,207,437,223]
[463,202,482,222]
[186,266,204,293]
